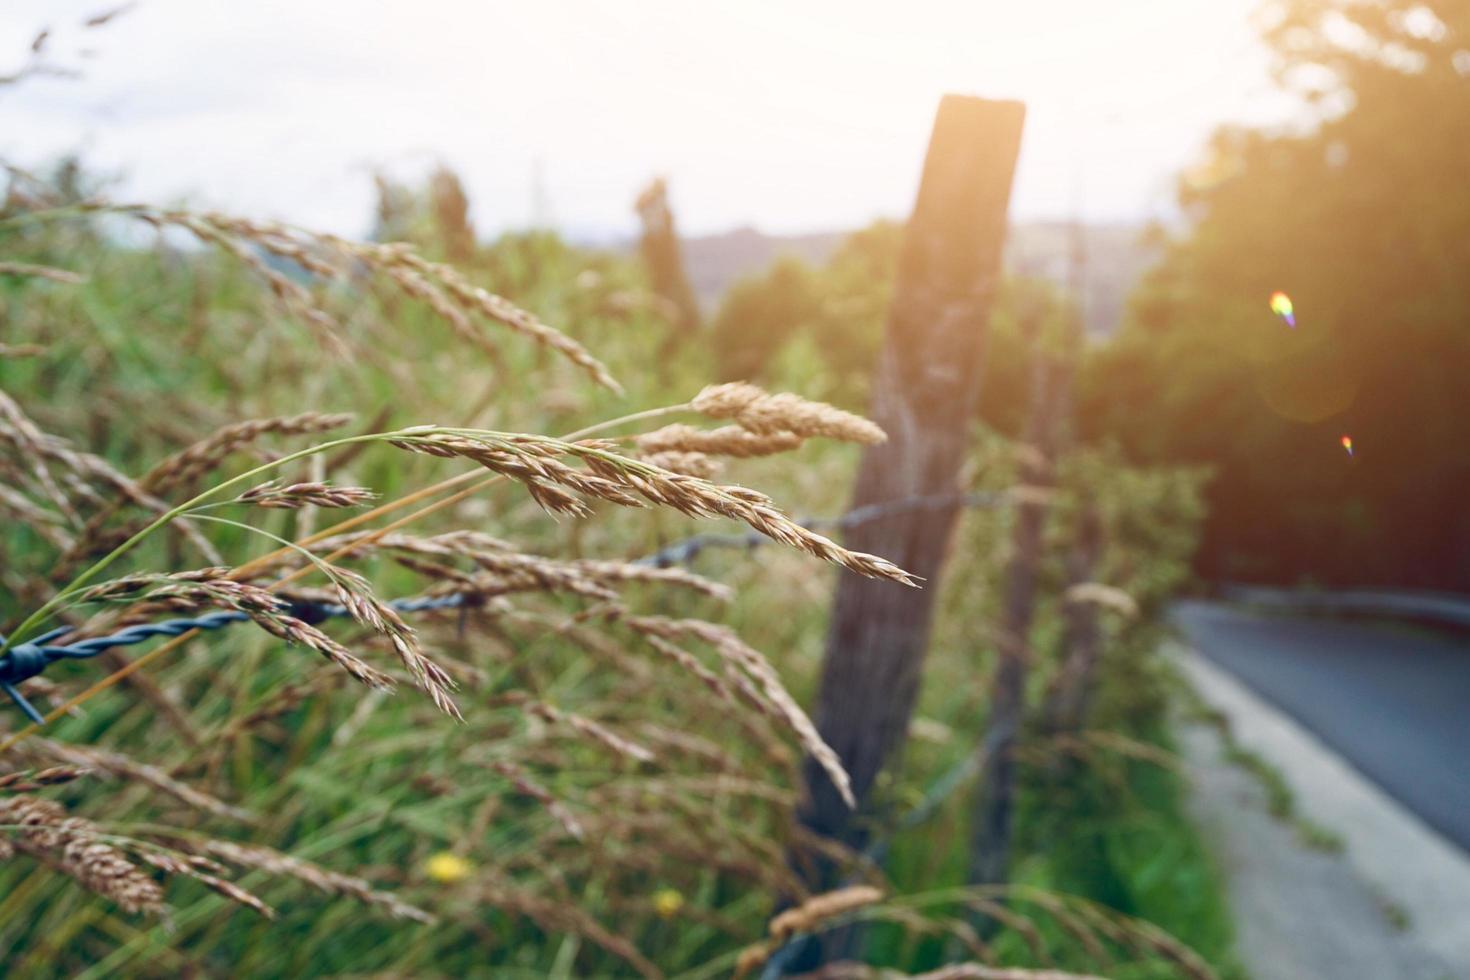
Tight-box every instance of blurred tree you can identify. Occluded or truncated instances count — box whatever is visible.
[708,255,822,381]
[633,177,701,336]
[1084,0,1470,589]
[370,164,477,263]
[807,220,903,385]
[706,220,900,401]
[371,172,417,244]
[428,165,475,263]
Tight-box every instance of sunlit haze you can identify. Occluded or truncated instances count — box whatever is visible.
[2,1,1294,238]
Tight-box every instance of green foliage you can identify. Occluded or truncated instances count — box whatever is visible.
[709,255,824,382]
[1187,696,1346,854]
[708,221,900,399]
[1084,0,1470,588]
[851,426,1228,976]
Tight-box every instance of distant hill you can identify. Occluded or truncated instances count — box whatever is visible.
[666,222,1158,338]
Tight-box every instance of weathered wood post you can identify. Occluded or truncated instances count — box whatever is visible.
[1043,501,1105,735]
[967,332,1074,892]
[799,96,1025,860]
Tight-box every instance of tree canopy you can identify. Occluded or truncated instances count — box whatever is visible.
[1086,0,1470,588]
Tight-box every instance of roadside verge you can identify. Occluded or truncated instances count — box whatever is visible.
[1173,642,1470,978]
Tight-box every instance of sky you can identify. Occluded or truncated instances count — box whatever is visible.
[0,1,1299,241]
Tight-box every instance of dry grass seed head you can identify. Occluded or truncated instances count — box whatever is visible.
[238,480,376,510]
[691,382,886,445]
[28,739,255,824]
[140,412,354,498]
[642,450,722,479]
[0,796,164,915]
[1063,582,1139,617]
[385,431,915,584]
[0,765,90,793]
[191,839,434,923]
[768,885,886,942]
[636,423,805,459]
[490,760,585,840]
[622,614,855,808]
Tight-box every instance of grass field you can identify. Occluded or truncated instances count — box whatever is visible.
[0,171,1239,978]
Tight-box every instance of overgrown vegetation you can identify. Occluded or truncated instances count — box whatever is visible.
[1,18,1240,978]
[0,158,1236,975]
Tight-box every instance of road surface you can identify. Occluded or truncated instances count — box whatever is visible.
[1172,599,1470,853]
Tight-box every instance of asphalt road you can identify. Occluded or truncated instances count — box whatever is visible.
[1172,600,1470,853]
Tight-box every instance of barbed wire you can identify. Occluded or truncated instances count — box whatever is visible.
[0,594,469,725]
[0,489,1006,725]
[635,490,1004,568]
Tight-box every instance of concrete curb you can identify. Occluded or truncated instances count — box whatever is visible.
[1174,642,1470,971]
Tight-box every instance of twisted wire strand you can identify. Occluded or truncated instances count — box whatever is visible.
[635,490,1003,568]
[0,490,1004,724]
[0,595,469,725]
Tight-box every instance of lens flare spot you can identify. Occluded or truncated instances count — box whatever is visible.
[1270,291,1296,328]
[1341,435,1353,457]
[1255,347,1360,423]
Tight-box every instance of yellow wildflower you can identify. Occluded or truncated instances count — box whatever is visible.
[653,888,684,919]
[425,851,472,884]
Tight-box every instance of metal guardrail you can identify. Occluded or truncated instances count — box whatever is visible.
[1222,585,1470,629]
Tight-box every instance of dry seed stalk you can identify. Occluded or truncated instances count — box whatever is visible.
[691,382,887,445]
[0,260,85,284]
[237,480,376,510]
[187,839,434,923]
[380,245,622,392]
[0,765,90,792]
[140,412,354,499]
[526,701,655,764]
[28,739,254,823]
[62,566,443,719]
[769,885,886,942]
[734,886,887,977]
[623,614,856,808]
[474,883,658,979]
[252,613,397,694]
[311,529,733,603]
[134,848,275,918]
[386,429,915,585]
[51,412,356,578]
[0,796,164,914]
[636,423,805,459]
[0,482,74,549]
[490,760,585,840]
[0,389,221,564]
[1063,582,1138,617]
[318,565,460,718]
[642,450,722,479]
[114,203,620,389]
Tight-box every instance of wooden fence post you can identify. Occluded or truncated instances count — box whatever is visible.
[799,95,1025,862]
[634,177,701,336]
[967,334,1074,893]
[1043,501,1105,734]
